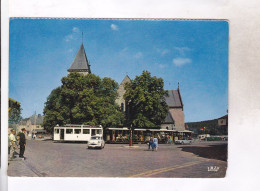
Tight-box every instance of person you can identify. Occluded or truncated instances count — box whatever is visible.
[153,137,159,151]
[148,137,154,150]
[19,128,27,158]
[9,129,16,160]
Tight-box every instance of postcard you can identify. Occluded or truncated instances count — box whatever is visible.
[7,18,228,178]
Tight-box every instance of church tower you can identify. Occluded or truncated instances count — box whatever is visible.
[115,75,131,112]
[68,43,91,75]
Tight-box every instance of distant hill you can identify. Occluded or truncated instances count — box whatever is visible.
[185,118,227,135]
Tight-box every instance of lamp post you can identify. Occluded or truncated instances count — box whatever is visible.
[129,124,133,146]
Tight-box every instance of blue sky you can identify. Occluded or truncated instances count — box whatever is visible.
[9,19,228,122]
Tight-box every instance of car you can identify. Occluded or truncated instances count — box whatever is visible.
[87,135,105,149]
[175,139,193,145]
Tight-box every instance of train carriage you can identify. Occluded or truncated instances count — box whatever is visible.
[53,124,103,142]
[104,127,191,144]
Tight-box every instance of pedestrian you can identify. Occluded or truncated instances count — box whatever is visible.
[148,137,154,150]
[19,128,27,159]
[9,129,16,160]
[153,136,159,151]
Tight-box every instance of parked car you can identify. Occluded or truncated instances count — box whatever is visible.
[87,135,105,149]
[175,139,193,145]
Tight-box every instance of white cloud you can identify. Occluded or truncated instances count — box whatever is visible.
[161,49,169,56]
[68,48,73,53]
[64,27,80,42]
[111,24,119,31]
[134,52,143,59]
[174,47,191,56]
[155,48,170,56]
[158,64,168,69]
[64,34,75,42]
[173,57,192,66]
[72,27,80,33]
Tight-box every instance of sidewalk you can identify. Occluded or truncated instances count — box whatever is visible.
[8,148,38,177]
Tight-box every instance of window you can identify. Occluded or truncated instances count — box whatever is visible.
[83,129,90,134]
[55,129,59,134]
[66,129,73,134]
[91,136,100,140]
[74,129,81,134]
[121,103,124,112]
[96,129,100,134]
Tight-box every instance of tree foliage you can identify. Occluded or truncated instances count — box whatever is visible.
[9,98,22,124]
[186,119,228,135]
[124,71,168,128]
[43,73,125,133]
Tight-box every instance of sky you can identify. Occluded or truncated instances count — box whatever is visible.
[9,19,228,122]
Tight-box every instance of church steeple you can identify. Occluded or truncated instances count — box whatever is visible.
[68,43,91,75]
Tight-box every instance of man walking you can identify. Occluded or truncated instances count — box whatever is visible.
[9,129,16,160]
[19,128,26,159]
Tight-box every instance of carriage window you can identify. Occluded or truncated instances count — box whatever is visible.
[66,129,73,134]
[96,129,100,134]
[74,129,81,134]
[83,129,90,134]
[55,129,59,134]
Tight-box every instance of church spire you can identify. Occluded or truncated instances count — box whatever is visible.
[67,43,91,75]
[82,32,83,44]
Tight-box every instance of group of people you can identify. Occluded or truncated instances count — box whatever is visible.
[9,128,27,160]
[148,137,159,151]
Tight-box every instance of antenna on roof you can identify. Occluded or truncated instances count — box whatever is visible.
[82,32,83,44]
[178,82,180,90]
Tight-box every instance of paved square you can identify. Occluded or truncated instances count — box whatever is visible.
[8,140,227,177]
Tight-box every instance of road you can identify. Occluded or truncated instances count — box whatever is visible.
[8,140,227,177]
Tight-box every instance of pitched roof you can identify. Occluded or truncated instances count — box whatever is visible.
[218,114,228,120]
[164,112,175,124]
[120,75,131,85]
[68,44,91,73]
[165,90,183,108]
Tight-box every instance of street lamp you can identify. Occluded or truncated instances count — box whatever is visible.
[129,124,133,146]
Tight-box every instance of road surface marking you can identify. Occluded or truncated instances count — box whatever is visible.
[130,160,205,177]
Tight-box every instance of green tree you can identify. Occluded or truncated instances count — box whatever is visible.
[9,98,22,124]
[124,71,168,129]
[43,73,124,133]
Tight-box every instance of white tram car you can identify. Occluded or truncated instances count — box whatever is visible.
[53,124,103,142]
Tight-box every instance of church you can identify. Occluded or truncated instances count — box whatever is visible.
[68,43,185,131]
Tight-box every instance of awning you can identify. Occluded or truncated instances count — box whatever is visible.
[32,129,47,133]
[177,130,193,133]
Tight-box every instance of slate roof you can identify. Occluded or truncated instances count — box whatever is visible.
[165,90,183,108]
[164,112,175,124]
[68,44,91,73]
[218,114,228,120]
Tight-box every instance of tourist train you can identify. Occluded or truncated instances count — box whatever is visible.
[53,124,192,144]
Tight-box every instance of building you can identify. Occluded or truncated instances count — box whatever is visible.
[18,114,46,136]
[115,75,131,112]
[163,89,185,131]
[66,42,185,131]
[67,43,91,75]
[218,114,228,126]
[116,76,185,131]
